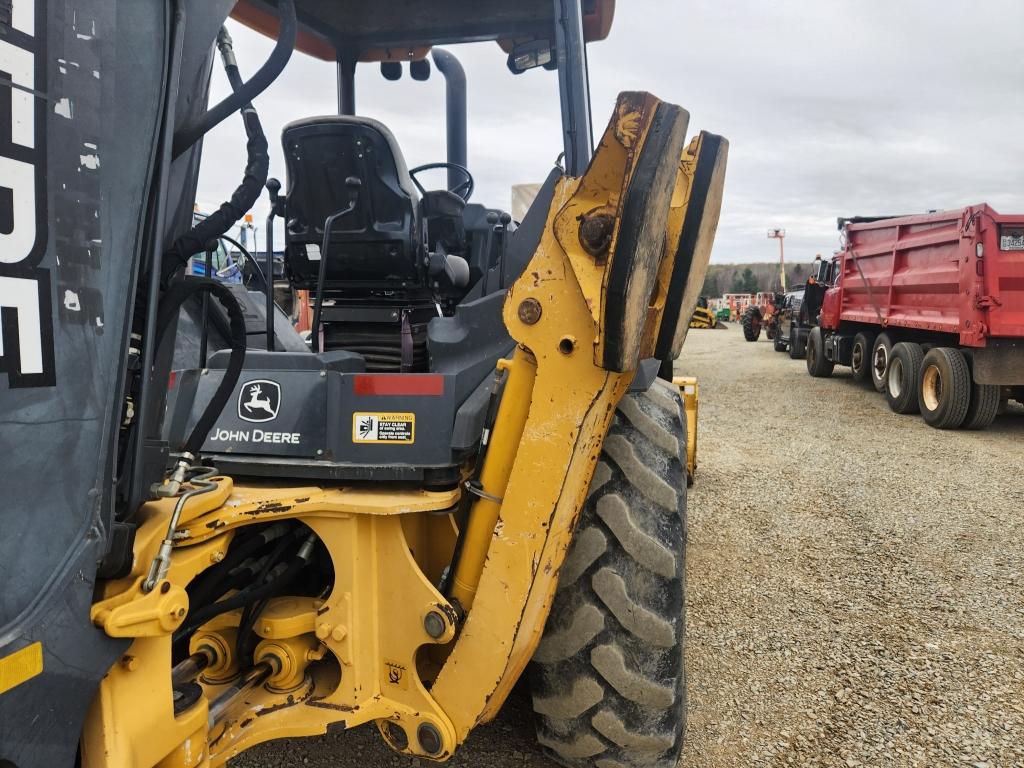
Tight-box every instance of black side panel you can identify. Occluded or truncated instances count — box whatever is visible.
[0,2,232,765]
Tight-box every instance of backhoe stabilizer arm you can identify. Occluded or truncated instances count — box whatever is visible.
[430,91,728,740]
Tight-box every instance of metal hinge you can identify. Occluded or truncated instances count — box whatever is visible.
[975,294,1002,310]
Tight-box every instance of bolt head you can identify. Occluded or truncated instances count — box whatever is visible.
[579,213,615,257]
[417,722,443,755]
[517,298,543,325]
[423,610,447,639]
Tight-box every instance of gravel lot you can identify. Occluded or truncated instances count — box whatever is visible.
[235,323,1024,768]
[682,324,1024,768]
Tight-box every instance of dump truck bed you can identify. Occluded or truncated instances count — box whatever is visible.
[831,204,1024,347]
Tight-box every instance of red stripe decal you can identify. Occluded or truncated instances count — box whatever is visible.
[353,374,445,397]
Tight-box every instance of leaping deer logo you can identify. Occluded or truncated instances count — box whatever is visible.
[237,380,281,422]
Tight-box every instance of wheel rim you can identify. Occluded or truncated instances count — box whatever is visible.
[852,342,865,373]
[922,364,942,411]
[888,358,903,398]
[873,344,889,381]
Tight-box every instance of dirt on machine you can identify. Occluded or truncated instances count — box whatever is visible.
[0,3,729,768]
[801,207,1024,430]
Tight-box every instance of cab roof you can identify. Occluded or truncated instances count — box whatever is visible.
[231,0,614,62]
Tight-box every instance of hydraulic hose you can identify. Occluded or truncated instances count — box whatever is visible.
[170,0,295,159]
[156,278,247,456]
[161,26,273,285]
[176,533,315,638]
[187,523,288,608]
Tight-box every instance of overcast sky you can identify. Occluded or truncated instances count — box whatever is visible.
[197,0,1024,265]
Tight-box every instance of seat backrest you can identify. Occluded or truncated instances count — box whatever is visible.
[281,116,422,290]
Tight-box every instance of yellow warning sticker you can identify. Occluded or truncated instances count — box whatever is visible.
[0,641,43,696]
[352,412,415,444]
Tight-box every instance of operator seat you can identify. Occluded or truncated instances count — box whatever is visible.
[282,115,421,288]
[281,116,470,371]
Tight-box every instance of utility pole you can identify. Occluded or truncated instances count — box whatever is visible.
[767,228,786,291]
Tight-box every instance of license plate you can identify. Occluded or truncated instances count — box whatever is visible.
[1000,231,1024,250]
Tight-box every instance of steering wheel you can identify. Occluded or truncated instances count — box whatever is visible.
[409,162,475,202]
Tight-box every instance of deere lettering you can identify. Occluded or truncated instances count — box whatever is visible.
[0,0,54,387]
[209,428,302,445]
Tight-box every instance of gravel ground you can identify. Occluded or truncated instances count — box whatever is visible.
[681,324,1024,768]
[234,323,1024,768]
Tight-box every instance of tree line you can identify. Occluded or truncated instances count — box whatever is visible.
[701,262,807,297]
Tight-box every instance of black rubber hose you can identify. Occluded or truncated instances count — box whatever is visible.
[170,0,295,159]
[156,278,246,455]
[187,523,287,607]
[161,33,271,285]
[178,551,307,637]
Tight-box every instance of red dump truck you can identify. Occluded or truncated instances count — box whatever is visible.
[803,204,1024,429]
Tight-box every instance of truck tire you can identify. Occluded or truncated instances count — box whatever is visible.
[773,327,787,352]
[806,327,834,378]
[741,306,762,341]
[962,380,1000,431]
[788,322,806,359]
[531,379,686,768]
[885,342,924,414]
[850,332,874,385]
[918,347,971,429]
[870,333,893,393]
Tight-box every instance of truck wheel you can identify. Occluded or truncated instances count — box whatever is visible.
[962,378,1000,431]
[741,307,762,341]
[532,379,686,768]
[788,323,806,359]
[918,347,971,428]
[806,327,834,377]
[773,328,787,352]
[870,333,893,393]
[885,342,924,414]
[850,332,874,385]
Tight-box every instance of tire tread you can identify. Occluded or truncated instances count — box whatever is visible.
[531,379,687,768]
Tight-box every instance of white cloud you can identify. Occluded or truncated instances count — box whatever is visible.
[197,1,1024,264]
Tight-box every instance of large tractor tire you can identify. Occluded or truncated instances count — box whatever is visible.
[806,327,834,378]
[885,342,924,414]
[918,347,971,429]
[532,379,687,768]
[741,306,762,341]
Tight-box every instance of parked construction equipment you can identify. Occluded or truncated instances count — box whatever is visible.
[741,291,782,342]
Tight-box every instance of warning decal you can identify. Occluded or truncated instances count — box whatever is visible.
[352,412,415,444]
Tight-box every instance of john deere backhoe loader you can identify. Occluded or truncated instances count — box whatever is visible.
[0,2,727,767]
